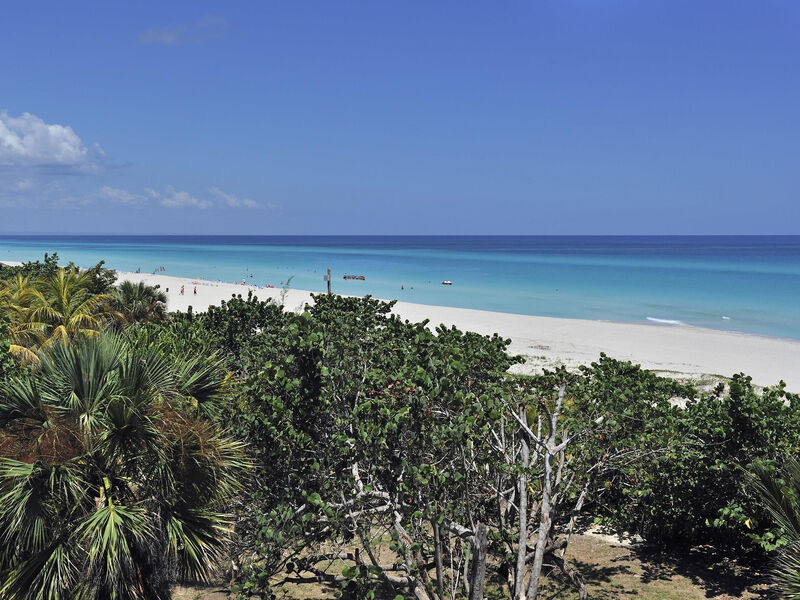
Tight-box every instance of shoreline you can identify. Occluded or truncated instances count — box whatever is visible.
[3,260,799,391]
[115,270,800,392]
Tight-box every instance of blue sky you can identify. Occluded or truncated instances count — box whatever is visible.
[1,1,798,234]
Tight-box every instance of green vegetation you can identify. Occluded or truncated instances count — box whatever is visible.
[111,280,168,326]
[0,334,247,599]
[0,254,798,599]
[0,256,119,363]
[750,458,800,596]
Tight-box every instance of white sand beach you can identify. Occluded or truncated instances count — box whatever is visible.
[113,271,800,392]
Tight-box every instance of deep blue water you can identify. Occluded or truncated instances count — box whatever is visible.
[1,235,799,339]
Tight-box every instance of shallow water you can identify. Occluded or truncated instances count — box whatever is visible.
[1,235,799,339]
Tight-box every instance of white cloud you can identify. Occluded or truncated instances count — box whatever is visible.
[163,187,209,209]
[0,111,101,171]
[209,186,259,208]
[3,181,267,211]
[148,185,212,209]
[139,15,230,46]
[97,185,142,205]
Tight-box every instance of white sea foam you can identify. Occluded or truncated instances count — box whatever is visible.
[646,317,685,325]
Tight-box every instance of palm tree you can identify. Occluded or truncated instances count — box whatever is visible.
[111,280,168,326]
[0,273,35,303]
[0,274,37,320]
[0,275,43,363]
[0,334,247,599]
[750,459,800,597]
[15,268,114,349]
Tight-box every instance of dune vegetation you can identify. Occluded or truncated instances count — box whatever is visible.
[1,254,799,600]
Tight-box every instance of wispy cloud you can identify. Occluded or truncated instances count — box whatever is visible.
[139,15,230,46]
[0,111,103,173]
[2,181,267,211]
[97,185,143,205]
[148,185,212,209]
[209,186,260,209]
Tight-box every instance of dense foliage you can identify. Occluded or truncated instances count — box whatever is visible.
[749,458,800,597]
[0,319,21,383]
[0,334,247,600]
[0,255,168,364]
[155,293,800,598]
[1,254,799,598]
[0,253,61,282]
[111,280,168,325]
[594,371,800,552]
[0,253,117,295]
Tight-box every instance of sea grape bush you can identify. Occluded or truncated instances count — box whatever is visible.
[645,377,798,551]
[3,273,797,598]
[162,293,520,598]
[145,292,800,598]
[0,252,61,281]
[585,366,800,552]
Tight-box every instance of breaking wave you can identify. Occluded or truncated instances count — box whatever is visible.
[646,317,685,325]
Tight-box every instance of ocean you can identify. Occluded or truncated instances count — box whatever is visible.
[1,235,799,340]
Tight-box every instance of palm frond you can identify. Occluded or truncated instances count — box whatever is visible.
[172,355,228,419]
[0,330,246,597]
[7,344,41,366]
[76,501,153,598]
[164,507,229,582]
[750,459,800,542]
[0,536,83,600]
[0,459,55,552]
[0,377,46,426]
[37,336,124,430]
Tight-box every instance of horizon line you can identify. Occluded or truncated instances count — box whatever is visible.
[1,232,800,238]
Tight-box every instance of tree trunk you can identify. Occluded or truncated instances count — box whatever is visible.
[526,452,553,600]
[560,480,590,558]
[463,537,471,599]
[434,519,445,599]
[393,511,432,600]
[549,553,588,600]
[468,522,488,600]
[526,385,565,600]
[514,407,530,600]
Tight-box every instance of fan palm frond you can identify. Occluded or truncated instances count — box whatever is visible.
[111,281,168,326]
[0,332,244,598]
[172,355,229,418]
[750,459,800,597]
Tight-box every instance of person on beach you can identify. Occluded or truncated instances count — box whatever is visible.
[180,285,184,295]
[193,286,197,295]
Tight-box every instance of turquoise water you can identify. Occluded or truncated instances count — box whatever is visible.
[1,235,799,339]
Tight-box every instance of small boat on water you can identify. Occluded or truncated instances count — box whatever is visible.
[343,274,366,280]
[441,280,453,285]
